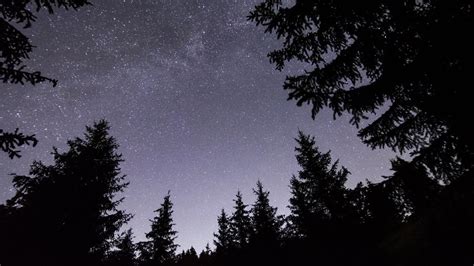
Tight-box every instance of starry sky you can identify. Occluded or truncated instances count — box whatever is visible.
[0,0,397,252]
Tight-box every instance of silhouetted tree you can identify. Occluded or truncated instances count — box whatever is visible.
[0,120,130,266]
[230,191,252,248]
[106,229,137,266]
[176,247,199,266]
[346,182,372,225]
[0,0,92,159]
[398,170,474,266]
[213,209,234,254]
[363,158,442,233]
[356,159,444,265]
[365,180,408,236]
[198,243,214,266]
[137,241,153,266]
[140,192,178,266]
[250,181,282,247]
[388,158,441,218]
[286,132,378,265]
[249,0,474,181]
[288,131,349,238]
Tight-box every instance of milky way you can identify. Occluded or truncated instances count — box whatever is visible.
[0,0,397,251]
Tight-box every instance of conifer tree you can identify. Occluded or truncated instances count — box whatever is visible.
[107,229,137,266]
[288,131,349,238]
[137,241,153,266]
[250,181,282,246]
[1,120,130,266]
[388,158,441,218]
[176,247,199,266]
[230,191,252,248]
[360,179,409,243]
[346,182,372,225]
[213,209,234,254]
[198,243,213,266]
[143,192,178,265]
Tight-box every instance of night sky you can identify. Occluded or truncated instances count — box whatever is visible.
[0,0,396,252]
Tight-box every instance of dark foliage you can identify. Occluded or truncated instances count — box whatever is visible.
[213,209,234,254]
[0,120,131,266]
[285,131,360,265]
[230,191,252,248]
[250,181,283,247]
[198,132,472,266]
[288,131,349,238]
[0,128,37,158]
[176,247,199,266]
[139,192,178,266]
[106,229,137,266]
[0,124,472,266]
[249,0,474,182]
[0,1,472,264]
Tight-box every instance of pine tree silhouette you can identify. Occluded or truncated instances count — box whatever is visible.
[140,192,178,266]
[0,120,130,266]
[288,131,349,239]
[213,209,234,254]
[106,229,137,266]
[176,247,199,266]
[197,243,214,266]
[230,191,252,248]
[250,181,282,247]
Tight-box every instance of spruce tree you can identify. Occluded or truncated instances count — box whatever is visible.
[143,192,178,265]
[288,131,349,238]
[107,229,137,266]
[250,181,282,246]
[230,191,252,248]
[213,209,234,254]
[198,243,213,266]
[1,120,130,266]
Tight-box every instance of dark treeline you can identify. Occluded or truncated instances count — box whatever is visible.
[0,122,472,266]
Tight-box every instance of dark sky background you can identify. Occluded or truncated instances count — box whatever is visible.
[0,0,397,252]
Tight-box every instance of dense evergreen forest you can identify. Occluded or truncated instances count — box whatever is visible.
[1,0,473,266]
